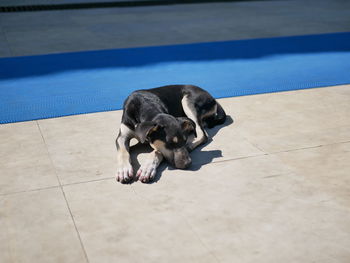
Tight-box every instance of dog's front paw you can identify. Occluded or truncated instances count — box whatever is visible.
[136,161,157,183]
[116,164,134,184]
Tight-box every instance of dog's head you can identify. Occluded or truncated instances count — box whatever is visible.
[135,114,196,169]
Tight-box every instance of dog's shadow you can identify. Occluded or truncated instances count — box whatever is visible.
[130,115,234,183]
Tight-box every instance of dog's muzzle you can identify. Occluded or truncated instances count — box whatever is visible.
[173,148,192,169]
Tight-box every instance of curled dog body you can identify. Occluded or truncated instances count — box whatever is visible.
[115,85,226,183]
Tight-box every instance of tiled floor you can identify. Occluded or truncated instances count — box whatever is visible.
[1,85,350,262]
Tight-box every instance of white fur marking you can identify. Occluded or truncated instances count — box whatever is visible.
[120,123,134,138]
[116,124,134,182]
[137,150,163,183]
[181,95,207,149]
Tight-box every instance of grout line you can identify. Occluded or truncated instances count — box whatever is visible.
[240,132,268,154]
[35,121,91,263]
[0,177,115,196]
[131,184,221,263]
[2,139,349,196]
[0,185,61,196]
[61,177,115,187]
[206,152,268,165]
[268,139,350,155]
[60,188,91,263]
[182,216,222,263]
[262,173,284,179]
[270,144,325,154]
[207,139,350,166]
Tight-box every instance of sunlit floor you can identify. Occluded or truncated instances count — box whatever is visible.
[1,84,350,262]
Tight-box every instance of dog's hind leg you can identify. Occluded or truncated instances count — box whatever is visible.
[203,102,226,128]
[115,124,134,183]
[136,150,163,183]
[181,95,208,151]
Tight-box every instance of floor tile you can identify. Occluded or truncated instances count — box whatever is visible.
[192,118,264,164]
[37,105,263,185]
[220,85,350,153]
[38,111,120,185]
[63,180,217,263]
[275,141,350,209]
[133,150,350,262]
[133,115,265,169]
[0,121,59,194]
[183,173,350,263]
[253,124,350,154]
[0,188,87,263]
[132,153,293,210]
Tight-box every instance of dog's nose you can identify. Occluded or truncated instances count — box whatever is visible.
[177,157,192,169]
[185,158,192,168]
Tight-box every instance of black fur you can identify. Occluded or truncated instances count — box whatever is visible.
[121,84,226,131]
[117,84,226,178]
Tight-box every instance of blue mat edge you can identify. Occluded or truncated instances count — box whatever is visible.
[1,31,350,124]
[2,83,348,124]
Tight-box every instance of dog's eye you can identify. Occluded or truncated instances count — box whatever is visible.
[167,136,186,148]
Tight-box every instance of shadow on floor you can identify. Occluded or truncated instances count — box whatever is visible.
[129,115,234,183]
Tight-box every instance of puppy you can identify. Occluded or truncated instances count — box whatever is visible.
[115,84,226,183]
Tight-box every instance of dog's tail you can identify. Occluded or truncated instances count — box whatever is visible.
[205,102,227,128]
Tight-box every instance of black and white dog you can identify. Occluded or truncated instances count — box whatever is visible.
[115,85,226,183]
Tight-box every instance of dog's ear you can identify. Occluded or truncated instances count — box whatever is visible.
[178,117,197,137]
[135,122,162,143]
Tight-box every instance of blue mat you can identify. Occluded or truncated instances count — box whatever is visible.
[1,32,350,124]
